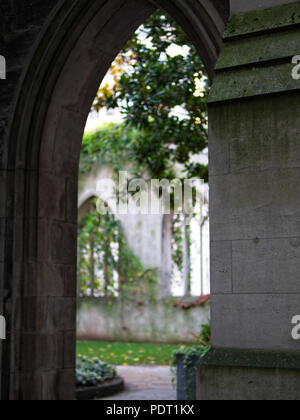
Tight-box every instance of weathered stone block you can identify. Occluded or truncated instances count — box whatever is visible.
[63,331,76,369]
[211,294,300,350]
[19,372,43,401]
[63,264,77,298]
[197,348,300,400]
[21,332,64,372]
[47,297,76,332]
[66,178,78,224]
[53,109,86,178]
[210,95,300,177]
[210,168,300,241]
[42,369,75,400]
[228,1,300,36]
[232,238,300,293]
[36,263,66,297]
[38,172,66,221]
[211,241,232,294]
[50,222,77,264]
[21,297,48,333]
[36,219,50,262]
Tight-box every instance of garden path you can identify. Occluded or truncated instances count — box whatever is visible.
[99,366,176,401]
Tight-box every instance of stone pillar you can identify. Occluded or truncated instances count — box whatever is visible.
[198,3,300,400]
[161,214,173,298]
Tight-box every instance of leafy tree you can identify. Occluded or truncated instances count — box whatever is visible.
[80,123,141,176]
[93,11,209,182]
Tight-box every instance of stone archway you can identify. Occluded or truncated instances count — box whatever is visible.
[3,0,300,401]
[0,0,229,400]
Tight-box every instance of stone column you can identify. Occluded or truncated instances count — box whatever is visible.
[161,214,173,298]
[198,2,300,400]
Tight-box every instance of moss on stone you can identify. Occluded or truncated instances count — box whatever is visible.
[200,348,300,370]
[211,4,300,103]
[209,62,300,103]
[217,28,300,70]
[224,2,300,39]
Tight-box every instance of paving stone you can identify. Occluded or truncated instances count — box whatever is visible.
[98,366,176,401]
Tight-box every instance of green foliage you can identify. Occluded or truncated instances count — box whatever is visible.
[78,198,158,299]
[171,215,192,293]
[172,324,211,366]
[78,205,120,297]
[94,11,209,181]
[172,215,184,272]
[80,123,141,177]
[76,355,116,387]
[191,324,211,347]
[171,324,211,398]
[172,324,211,365]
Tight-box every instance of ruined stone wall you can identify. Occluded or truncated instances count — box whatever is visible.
[77,297,210,345]
[78,165,164,275]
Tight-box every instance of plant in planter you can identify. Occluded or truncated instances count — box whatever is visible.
[172,324,211,401]
[76,356,117,387]
[76,356,124,400]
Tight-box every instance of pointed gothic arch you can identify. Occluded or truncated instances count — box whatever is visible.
[1,0,229,399]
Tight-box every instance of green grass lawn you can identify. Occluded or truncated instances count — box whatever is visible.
[77,341,187,366]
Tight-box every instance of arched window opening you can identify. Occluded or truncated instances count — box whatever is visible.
[80,10,211,302]
[76,10,211,355]
[162,185,210,298]
[78,198,121,298]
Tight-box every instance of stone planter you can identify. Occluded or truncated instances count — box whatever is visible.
[176,353,201,401]
[76,377,125,400]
